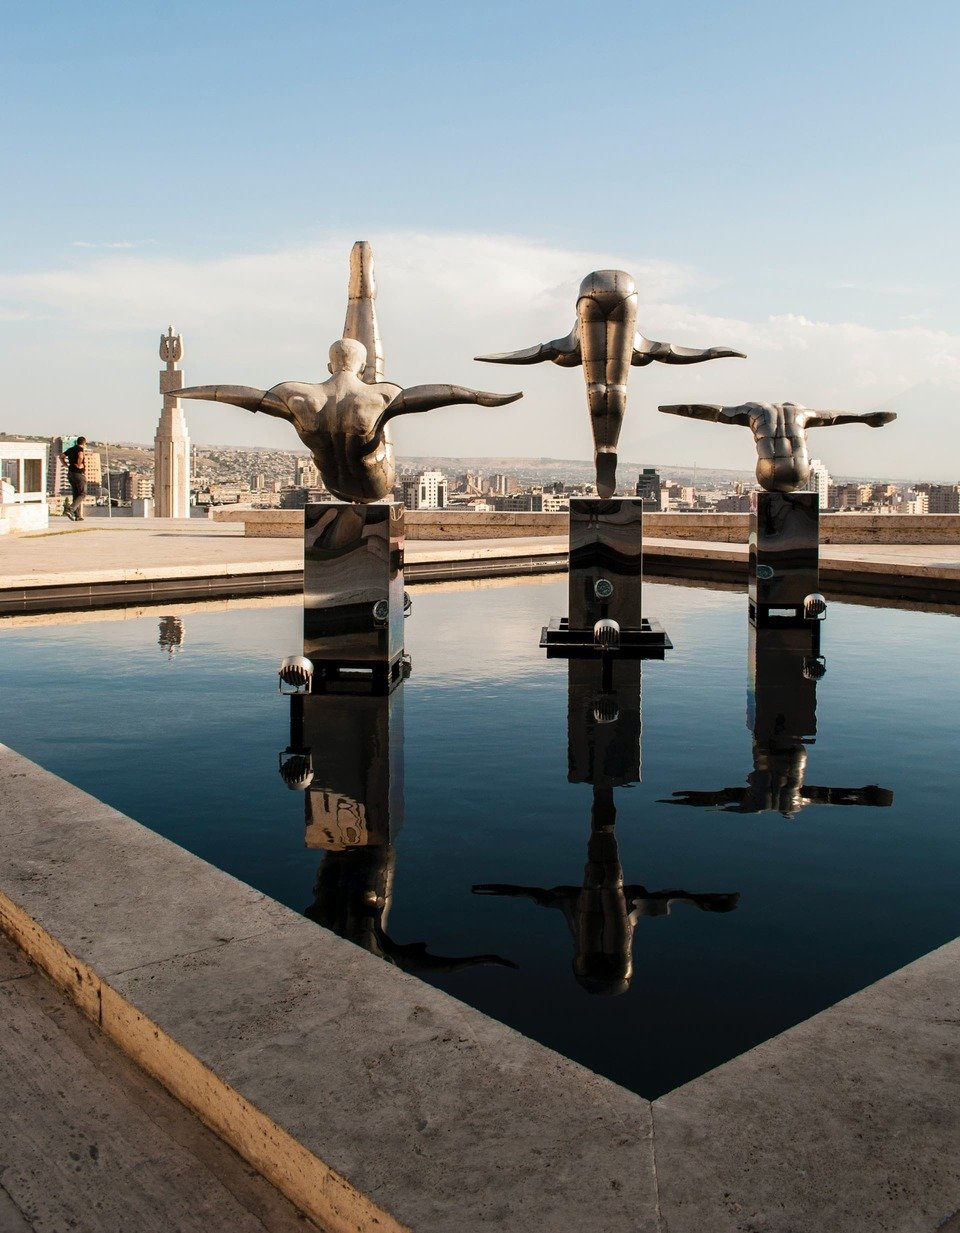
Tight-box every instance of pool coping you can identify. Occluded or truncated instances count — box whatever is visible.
[1,535,958,614]
[0,743,957,1231]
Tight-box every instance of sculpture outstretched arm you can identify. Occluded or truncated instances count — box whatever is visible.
[177,384,291,421]
[804,410,897,429]
[658,788,746,807]
[475,323,582,368]
[633,335,746,367]
[371,385,522,440]
[379,937,518,973]
[472,883,571,909]
[802,785,894,807]
[658,403,753,427]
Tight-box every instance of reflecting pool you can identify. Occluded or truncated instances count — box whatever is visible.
[1,578,957,1098]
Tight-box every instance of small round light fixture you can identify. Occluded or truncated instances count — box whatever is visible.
[594,618,621,651]
[372,599,390,626]
[594,577,615,601]
[278,654,313,694]
[803,593,827,620]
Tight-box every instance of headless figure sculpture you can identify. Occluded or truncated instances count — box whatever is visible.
[658,402,897,493]
[178,242,522,504]
[477,270,744,497]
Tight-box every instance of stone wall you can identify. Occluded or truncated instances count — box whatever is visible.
[211,507,960,545]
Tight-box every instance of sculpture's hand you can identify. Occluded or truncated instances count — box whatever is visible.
[475,323,582,368]
[177,384,291,421]
[658,403,752,427]
[633,335,746,367]
[371,384,522,440]
[863,411,897,428]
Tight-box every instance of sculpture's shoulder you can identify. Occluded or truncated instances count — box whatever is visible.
[740,402,778,431]
[366,379,402,406]
[271,381,326,410]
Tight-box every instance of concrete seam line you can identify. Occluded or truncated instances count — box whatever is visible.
[0,890,410,1233]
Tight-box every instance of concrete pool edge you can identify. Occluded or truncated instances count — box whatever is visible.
[0,743,957,1230]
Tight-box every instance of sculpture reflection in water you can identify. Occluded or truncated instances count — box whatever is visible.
[157,615,184,658]
[660,627,894,820]
[474,659,739,995]
[280,681,515,973]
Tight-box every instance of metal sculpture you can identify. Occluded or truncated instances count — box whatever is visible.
[477,269,744,497]
[178,242,522,504]
[658,401,897,492]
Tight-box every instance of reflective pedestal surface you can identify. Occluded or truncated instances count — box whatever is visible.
[303,502,405,691]
[749,491,819,626]
[542,497,671,656]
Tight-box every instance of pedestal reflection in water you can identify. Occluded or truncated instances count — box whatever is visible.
[281,683,514,973]
[661,625,894,819]
[475,657,738,995]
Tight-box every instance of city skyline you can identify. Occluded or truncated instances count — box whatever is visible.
[2,3,959,479]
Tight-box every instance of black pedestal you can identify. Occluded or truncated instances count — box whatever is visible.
[303,502,405,691]
[541,497,672,658]
[749,491,819,627]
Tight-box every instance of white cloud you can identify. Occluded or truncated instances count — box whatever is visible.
[0,232,957,479]
[71,241,139,250]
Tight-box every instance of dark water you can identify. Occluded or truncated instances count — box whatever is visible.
[1,579,957,1099]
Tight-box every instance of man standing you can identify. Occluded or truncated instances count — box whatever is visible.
[60,436,87,521]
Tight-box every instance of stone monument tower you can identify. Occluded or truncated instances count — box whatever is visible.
[154,326,191,518]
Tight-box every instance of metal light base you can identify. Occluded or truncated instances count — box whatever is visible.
[541,617,672,659]
[748,490,821,628]
[303,501,405,693]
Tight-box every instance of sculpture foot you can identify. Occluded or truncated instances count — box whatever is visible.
[595,452,617,498]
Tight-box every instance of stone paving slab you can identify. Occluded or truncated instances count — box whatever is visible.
[0,936,322,1233]
[652,937,960,1233]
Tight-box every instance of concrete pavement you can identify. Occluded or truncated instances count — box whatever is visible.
[0,519,956,613]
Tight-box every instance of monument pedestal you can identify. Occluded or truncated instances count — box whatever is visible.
[303,502,405,692]
[749,491,819,627]
[541,498,671,658]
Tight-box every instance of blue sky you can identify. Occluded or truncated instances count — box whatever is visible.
[2,1,959,478]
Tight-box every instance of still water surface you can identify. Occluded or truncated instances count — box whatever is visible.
[1,578,957,1098]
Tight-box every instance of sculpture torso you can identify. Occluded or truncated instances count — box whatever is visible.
[748,402,811,492]
[270,371,401,503]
